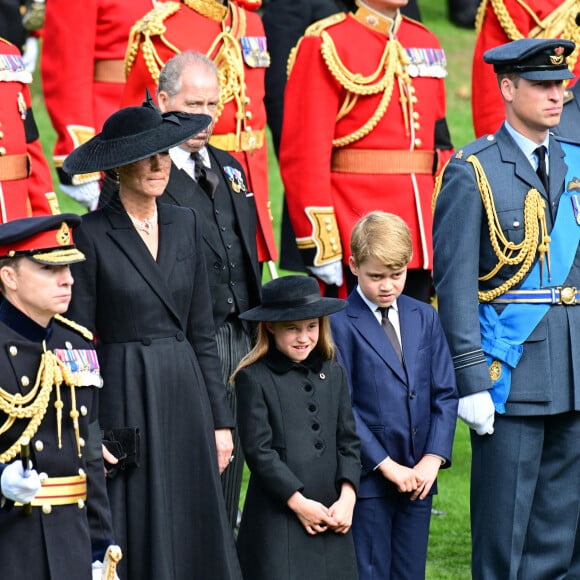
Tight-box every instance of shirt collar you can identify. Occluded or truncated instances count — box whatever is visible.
[503,121,550,169]
[169,145,211,171]
[356,285,399,316]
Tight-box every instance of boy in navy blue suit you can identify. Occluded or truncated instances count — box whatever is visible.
[331,211,458,580]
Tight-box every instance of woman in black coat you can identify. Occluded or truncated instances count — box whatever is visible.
[63,104,242,580]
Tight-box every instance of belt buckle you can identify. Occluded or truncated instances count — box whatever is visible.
[559,286,577,305]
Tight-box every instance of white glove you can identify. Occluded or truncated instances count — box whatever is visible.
[22,37,39,74]
[307,262,343,286]
[0,461,41,503]
[92,560,120,580]
[60,182,100,211]
[458,391,495,436]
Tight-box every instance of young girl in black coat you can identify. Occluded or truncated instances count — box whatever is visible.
[232,275,361,580]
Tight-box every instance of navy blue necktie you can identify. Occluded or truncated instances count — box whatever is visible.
[535,146,549,192]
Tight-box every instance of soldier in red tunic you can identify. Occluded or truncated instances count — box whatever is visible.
[41,0,158,210]
[472,0,580,138]
[280,0,453,300]
[121,0,278,266]
[0,38,59,223]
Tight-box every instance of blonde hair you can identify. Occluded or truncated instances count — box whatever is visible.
[350,211,412,269]
[230,316,335,383]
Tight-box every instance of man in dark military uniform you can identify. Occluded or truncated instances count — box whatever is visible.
[0,214,118,579]
[433,38,580,579]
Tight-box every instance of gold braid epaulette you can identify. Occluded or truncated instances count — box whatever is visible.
[287,13,346,78]
[466,154,549,302]
[477,0,580,77]
[319,30,410,148]
[54,314,93,341]
[0,348,75,463]
[125,2,182,80]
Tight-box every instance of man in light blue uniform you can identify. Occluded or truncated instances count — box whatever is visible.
[433,38,580,579]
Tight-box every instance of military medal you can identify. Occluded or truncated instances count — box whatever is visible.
[223,166,246,193]
[0,53,32,83]
[241,37,270,68]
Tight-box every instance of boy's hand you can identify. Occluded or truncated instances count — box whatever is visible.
[411,455,442,501]
[328,482,356,534]
[378,457,423,493]
[287,491,336,535]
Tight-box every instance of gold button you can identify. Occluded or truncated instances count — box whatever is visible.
[80,405,88,416]
[34,440,44,452]
[0,147,6,156]
[77,499,85,509]
[9,345,17,356]
[409,86,416,94]
[39,472,48,482]
[330,237,336,243]
[0,131,4,139]
[79,437,85,448]
[42,504,52,515]
[413,122,420,131]
[78,468,85,477]
[412,112,420,120]
[414,138,422,148]
[326,225,332,232]
[245,111,252,120]
[65,341,73,349]
[21,376,30,387]
[332,244,339,251]
[411,96,418,104]
[325,217,331,223]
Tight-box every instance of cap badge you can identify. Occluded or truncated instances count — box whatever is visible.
[56,222,71,246]
[551,47,565,65]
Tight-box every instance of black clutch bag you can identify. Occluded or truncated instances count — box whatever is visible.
[102,427,141,478]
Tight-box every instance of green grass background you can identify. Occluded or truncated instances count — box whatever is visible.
[31,1,476,576]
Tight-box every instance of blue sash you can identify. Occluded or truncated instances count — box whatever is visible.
[479,141,580,413]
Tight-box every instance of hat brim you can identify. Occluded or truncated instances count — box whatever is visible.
[239,298,346,322]
[517,68,575,81]
[63,112,211,174]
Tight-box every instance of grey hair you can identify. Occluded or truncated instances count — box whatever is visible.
[157,51,219,97]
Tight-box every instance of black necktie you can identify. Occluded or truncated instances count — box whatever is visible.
[379,307,403,365]
[535,146,549,192]
[192,152,219,198]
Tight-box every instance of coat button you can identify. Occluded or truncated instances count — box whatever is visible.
[142,337,152,346]
[314,441,323,450]
[409,391,416,400]
[77,499,85,509]
[412,428,417,436]
[34,440,44,452]
[21,376,30,387]
[176,331,185,341]
[227,298,234,304]
[42,504,52,515]
[80,405,88,416]
[9,345,17,356]
[312,423,320,431]
[308,404,317,412]
[65,341,73,350]
[304,384,313,392]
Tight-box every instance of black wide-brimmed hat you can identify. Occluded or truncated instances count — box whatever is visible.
[240,276,346,322]
[484,38,575,81]
[62,104,211,174]
[0,214,85,265]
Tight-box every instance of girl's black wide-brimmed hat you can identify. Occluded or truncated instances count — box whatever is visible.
[240,275,346,322]
[63,102,211,174]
